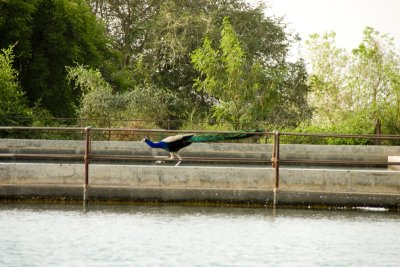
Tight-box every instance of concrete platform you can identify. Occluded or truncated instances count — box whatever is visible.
[1,139,400,208]
[1,162,399,209]
[2,139,400,165]
[388,156,400,171]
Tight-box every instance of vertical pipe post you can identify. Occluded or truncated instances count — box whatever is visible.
[108,120,111,141]
[274,131,280,190]
[272,131,280,207]
[271,132,277,168]
[83,126,91,202]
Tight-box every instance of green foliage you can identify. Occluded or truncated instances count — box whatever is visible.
[0,45,32,126]
[350,27,400,134]
[192,17,269,129]
[89,0,308,129]
[305,32,349,126]
[1,0,309,130]
[271,60,312,127]
[305,28,400,136]
[0,0,37,65]
[67,65,128,128]
[0,0,110,118]
[192,17,310,130]
[291,112,374,145]
[0,45,63,130]
[67,65,179,129]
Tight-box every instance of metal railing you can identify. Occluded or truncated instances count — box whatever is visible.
[1,126,400,202]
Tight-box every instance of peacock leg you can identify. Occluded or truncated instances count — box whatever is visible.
[155,152,173,164]
[174,153,182,167]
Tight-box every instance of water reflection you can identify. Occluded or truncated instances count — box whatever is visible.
[0,202,399,266]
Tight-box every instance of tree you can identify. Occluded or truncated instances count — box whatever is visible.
[88,0,309,128]
[0,1,36,66]
[67,65,179,129]
[192,17,310,129]
[268,60,312,127]
[305,32,350,127]
[0,0,110,117]
[305,28,400,135]
[0,45,31,126]
[89,0,160,67]
[350,27,400,134]
[192,17,266,129]
[67,65,120,128]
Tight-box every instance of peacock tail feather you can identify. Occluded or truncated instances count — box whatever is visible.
[189,129,263,142]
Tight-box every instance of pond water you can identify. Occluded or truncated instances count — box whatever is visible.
[0,203,399,266]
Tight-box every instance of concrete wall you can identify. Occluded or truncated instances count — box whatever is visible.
[1,139,400,208]
[1,162,399,194]
[2,138,400,163]
[1,162,399,208]
[0,163,274,189]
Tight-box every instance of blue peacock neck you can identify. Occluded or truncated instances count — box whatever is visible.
[144,139,165,149]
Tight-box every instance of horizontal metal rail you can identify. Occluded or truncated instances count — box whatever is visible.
[0,153,83,160]
[0,126,85,131]
[2,125,400,139]
[282,132,400,140]
[92,127,272,135]
[1,153,399,166]
[280,159,399,166]
[0,126,271,135]
[0,153,266,165]
[90,155,270,164]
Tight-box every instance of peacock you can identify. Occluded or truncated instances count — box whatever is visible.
[142,130,261,166]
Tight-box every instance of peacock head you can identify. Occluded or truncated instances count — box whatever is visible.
[141,136,150,142]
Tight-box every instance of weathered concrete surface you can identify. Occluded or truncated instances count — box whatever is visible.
[1,162,399,208]
[0,163,274,189]
[2,139,400,164]
[279,168,400,194]
[2,163,399,194]
[276,191,400,208]
[0,185,276,205]
[0,163,83,185]
[1,139,400,207]
[388,156,400,171]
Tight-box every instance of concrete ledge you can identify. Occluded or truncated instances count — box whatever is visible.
[280,168,400,194]
[0,163,83,185]
[2,139,400,208]
[388,156,400,171]
[277,190,400,208]
[1,162,400,208]
[2,163,399,194]
[0,163,274,189]
[1,185,399,209]
[0,185,83,200]
[0,185,274,205]
[2,139,400,164]
[87,186,275,204]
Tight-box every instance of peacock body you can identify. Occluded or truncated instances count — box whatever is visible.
[142,130,261,166]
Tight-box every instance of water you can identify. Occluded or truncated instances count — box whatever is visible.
[0,203,399,267]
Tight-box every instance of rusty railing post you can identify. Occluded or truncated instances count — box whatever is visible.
[83,126,91,202]
[274,131,280,190]
[271,130,280,206]
[271,131,276,168]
